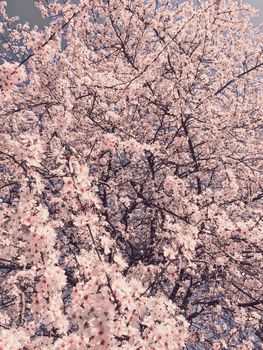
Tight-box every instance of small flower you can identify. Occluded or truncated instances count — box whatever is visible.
[163,246,176,260]
[114,254,128,270]
[73,214,88,227]
[100,236,113,255]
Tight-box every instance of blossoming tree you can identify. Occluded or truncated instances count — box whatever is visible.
[0,0,262,349]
